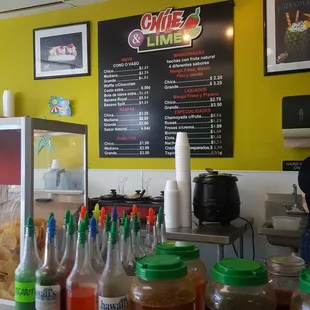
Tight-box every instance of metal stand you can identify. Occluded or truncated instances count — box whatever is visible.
[217,244,224,261]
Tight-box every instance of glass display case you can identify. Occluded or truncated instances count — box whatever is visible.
[0,117,87,307]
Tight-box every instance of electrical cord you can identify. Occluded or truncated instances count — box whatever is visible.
[238,216,256,261]
[232,242,238,257]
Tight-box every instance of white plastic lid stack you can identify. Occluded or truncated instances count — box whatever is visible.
[175,132,192,228]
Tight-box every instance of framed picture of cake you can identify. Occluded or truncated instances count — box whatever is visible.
[33,22,90,79]
[264,0,310,75]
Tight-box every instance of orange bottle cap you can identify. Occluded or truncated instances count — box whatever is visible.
[146,207,156,225]
[80,205,86,220]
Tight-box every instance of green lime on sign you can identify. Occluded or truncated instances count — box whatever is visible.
[186,26,202,39]
[15,282,35,303]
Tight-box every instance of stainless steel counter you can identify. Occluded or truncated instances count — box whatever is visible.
[165,217,253,261]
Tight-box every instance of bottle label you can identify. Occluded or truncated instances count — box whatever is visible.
[35,284,60,310]
[15,281,36,303]
[98,296,128,310]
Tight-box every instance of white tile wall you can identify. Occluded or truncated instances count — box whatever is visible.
[34,169,301,273]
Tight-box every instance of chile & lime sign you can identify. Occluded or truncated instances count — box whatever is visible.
[128,7,202,52]
[98,1,234,158]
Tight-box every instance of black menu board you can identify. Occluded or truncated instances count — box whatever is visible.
[98,1,234,158]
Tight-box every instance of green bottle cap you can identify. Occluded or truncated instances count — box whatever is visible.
[299,269,310,293]
[84,212,89,231]
[156,241,199,260]
[136,255,187,281]
[109,221,118,245]
[105,212,112,232]
[212,258,268,287]
[123,217,130,240]
[157,207,164,224]
[26,216,35,234]
[132,213,140,234]
[78,220,86,244]
[65,210,71,224]
[93,204,100,222]
[67,214,75,236]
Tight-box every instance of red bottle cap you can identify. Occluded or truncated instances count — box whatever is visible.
[99,208,106,228]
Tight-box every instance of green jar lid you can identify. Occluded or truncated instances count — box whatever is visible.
[299,269,310,293]
[212,258,268,287]
[136,254,188,281]
[156,241,199,260]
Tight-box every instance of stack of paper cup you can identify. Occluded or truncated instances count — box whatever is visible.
[175,132,192,227]
[164,180,180,229]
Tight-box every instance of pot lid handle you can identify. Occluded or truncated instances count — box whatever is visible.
[206,168,218,175]
[111,189,117,198]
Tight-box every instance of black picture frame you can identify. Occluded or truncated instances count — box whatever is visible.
[263,0,310,76]
[33,22,90,80]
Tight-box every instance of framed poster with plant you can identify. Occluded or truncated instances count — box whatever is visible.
[264,0,310,75]
[33,22,90,80]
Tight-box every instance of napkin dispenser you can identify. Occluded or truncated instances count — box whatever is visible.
[282,95,310,148]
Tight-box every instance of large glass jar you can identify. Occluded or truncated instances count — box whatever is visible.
[206,258,276,310]
[291,268,310,310]
[156,241,207,310]
[128,254,196,310]
[266,256,305,310]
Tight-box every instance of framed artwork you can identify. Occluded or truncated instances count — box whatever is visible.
[33,22,90,80]
[264,0,310,75]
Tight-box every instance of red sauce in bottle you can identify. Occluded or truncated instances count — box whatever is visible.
[275,289,293,310]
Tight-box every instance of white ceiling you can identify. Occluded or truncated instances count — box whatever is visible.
[0,0,109,19]
[0,0,59,12]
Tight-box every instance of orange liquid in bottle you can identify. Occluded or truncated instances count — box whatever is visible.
[67,287,96,310]
[195,282,206,310]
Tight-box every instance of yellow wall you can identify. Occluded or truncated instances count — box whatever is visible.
[0,0,309,171]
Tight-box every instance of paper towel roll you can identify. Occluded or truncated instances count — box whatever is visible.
[284,138,310,148]
[2,90,15,117]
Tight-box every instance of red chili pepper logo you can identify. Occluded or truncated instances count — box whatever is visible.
[182,7,201,30]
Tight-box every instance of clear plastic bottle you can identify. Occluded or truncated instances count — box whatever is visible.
[60,213,76,279]
[156,207,167,243]
[89,217,105,276]
[120,210,128,236]
[66,221,97,310]
[98,207,106,248]
[100,212,111,263]
[291,268,310,310]
[15,216,41,310]
[144,208,157,254]
[131,213,144,260]
[59,210,71,261]
[35,216,66,310]
[98,221,130,309]
[120,217,136,277]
